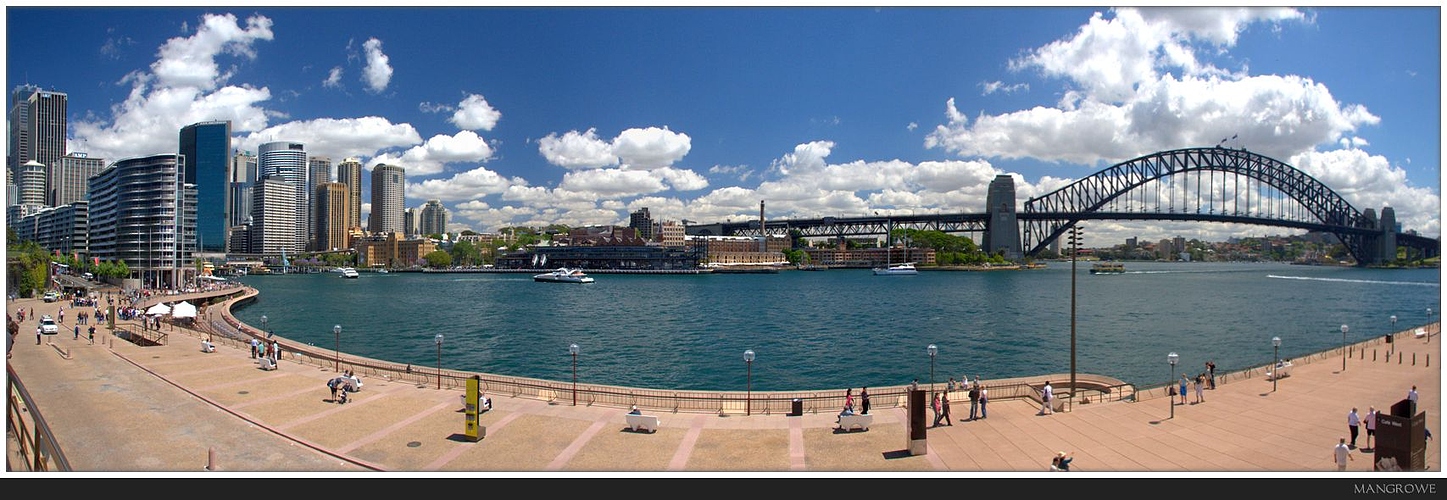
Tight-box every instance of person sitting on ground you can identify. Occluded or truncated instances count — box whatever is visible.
[628,405,641,415]
[1052,451,1074,471]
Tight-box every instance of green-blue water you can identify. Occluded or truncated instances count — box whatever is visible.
[234,262,1440,391]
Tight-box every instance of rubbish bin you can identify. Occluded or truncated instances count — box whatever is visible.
[1385,334,1393,344]
[791,398,803,417]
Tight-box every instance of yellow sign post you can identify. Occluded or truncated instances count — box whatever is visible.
[464,375,484,441]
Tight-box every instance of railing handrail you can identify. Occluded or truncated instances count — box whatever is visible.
[6,364,72,471]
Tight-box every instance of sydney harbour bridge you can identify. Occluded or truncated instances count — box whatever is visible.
[685,147,1440,266]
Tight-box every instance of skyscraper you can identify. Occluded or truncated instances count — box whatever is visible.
[228,150,257,229]
[420,199,447,236]
[258,141,307,252]
[307,156,331,250]
[336,157,363,233]
[314,182,350,252]
[251,176,299,255]
[48,153,106,207]
[179,121,232,254]
[86,154,192,289]
[403,207,418,238]
[369,163,405,235]
[8,85,67,182]
[16,160,46,206]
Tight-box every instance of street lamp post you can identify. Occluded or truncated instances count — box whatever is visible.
[333,324,342,372]
[744,349,755,416]
[1068,225,1082,413]
[1168,352,1178,419]
[260,315,267,337]
[1272,337,1281,392]
[569,343,579,406]
[435,333,444,390]
[1390,315,1397,355]
[1341,324,1349,371]
[927,344,938,396]
[1428,308,1434,344]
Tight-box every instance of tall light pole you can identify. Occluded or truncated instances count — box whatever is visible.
[743,349,755,416]
[333,324,342,372]
[927,344,938,396]
[260,315,268,337]
[435,333,444,390]
[1068,224,1082,413]
[1390,315,1397,353]
[569,343,580,406]
[1428,308,1434,344]
[1271,336,1281,392]
[1341,324,1348,371]
[1168,352,1178,419]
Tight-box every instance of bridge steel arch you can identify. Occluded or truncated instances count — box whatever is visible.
[1022,147,1384,263]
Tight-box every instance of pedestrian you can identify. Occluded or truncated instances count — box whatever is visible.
[250,338,259,359]
[1040,381,1054,415]
[1178,375,1189,405]
[88,325,95,344]
[940,392,953,425]
[909,378,919,392]
[947,377,956,392]
[1347,407,1361,448]
[931,393,943,427]
[1051,451,1074,471]
[978,384,989,419]
[1364,406,1378,450]
[271,340,280,363]
[1408,385,1419,415]
[1332,437,1354,471]
[328,377,340,402]
[1194,373,1205,404]
[860,386,871,415]
[968,382,980,421]
[36,325,42,345]
[1207,361,1216,389]
[73,324,80,340]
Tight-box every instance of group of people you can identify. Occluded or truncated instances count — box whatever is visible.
[326,370,364,404]
[837,387,872,421]
[1333,385,1429,471]
[249,337,281,364]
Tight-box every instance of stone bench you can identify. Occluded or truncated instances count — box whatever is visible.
[1266,361,1292,380]
[837,413,873,432]
[625,414,660,433]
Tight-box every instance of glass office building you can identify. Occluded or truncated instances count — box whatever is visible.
[179,121,232,253]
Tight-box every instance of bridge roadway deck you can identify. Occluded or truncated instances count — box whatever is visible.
[5,290,1441,476]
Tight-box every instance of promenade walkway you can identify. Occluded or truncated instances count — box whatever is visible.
[5,288,1440,476]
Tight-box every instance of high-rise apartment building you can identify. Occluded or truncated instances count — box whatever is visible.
[369,163,405,235]
[8,85,67,182]
[258,142,307,252]
[403,207,418,238]
[48,153,106,207]
[313,182,350,252]
[86,154,193,289]
[16,160,47,206]
[335,157,363,233]
[630,207,655,240]
[250,176,299,255]
[179,121,232,254]
[419,199,447,236]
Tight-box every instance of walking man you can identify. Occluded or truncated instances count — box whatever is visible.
[860,387,871,415]
[1332,437,1354,471]
[931,393,942,427]
[1408,385,1419,415]
[979,384,988,419]
[1365,407,1378,450]
[968,383,980,421]
[1040,381,1054,415]
[1347,407,1361,448]
[940,392,953,426]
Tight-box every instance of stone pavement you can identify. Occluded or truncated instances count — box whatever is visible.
[4,291,1441,476]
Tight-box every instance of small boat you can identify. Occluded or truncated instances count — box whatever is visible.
[533,268,595,283]
[1089,262,1126,275]
[376,268,389,274]
[338,267,360,279]
[872,262,918,276]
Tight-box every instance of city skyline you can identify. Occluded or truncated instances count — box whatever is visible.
[5,6,1441,247]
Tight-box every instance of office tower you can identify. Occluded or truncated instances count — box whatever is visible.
[314,182,350,252]
[16,160,46,206]
[228,150,257,230]
[420,199,447,236]
[48,153,106,207]
[369,163,405,235]
[630,207,654,240]
[250,176,300,255]
[336,157,363,233]
[86,154,192,289]
[9,85,67,181]
[306,156,331,250]
[403,207,418,238]
[179,121,232,254]
[258,142,307,252]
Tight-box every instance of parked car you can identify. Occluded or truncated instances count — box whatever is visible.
[39,315,58,335]
[42,291,60,302]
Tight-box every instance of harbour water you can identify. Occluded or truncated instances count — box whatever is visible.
[234,262,1440,392]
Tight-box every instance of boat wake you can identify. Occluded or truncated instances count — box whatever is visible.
[1267,275,1440,287]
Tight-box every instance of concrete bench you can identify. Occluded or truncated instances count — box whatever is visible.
[625,414,660,433]
[837,413,873,431]
[258,357,276,371]
[1266,361,1292,380]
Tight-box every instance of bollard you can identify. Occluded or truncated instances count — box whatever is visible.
[205,447,215,470]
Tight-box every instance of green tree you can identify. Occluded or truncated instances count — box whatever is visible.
[423,250,452,268]
[450,240,481,267]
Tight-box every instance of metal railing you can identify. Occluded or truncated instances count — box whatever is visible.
[6,364,72,471]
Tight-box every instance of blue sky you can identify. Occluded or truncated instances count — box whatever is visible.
[5,6,1441,245]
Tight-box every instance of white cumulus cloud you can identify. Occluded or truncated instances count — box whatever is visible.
[450,94,502,131]
[361,38,392,93]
